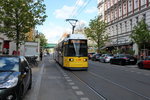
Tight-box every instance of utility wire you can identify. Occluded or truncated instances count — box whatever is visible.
[74,0,92,18]
[69,0,81,18]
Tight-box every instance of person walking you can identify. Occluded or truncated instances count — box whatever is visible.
[40,51,43,61]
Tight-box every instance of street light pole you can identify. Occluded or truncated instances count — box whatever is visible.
[66,19,78,34]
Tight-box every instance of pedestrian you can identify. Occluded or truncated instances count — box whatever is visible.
[40,51,43,61]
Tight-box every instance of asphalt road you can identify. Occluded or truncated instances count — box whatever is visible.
[24,56,150,100]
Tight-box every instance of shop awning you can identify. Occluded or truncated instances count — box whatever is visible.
[101,42,133,49]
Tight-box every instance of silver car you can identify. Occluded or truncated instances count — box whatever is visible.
[99,54,113,63]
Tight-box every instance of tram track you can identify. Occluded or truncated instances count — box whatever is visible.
[71,71,107,100]
[71,70,150,100]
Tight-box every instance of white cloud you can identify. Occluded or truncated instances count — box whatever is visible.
[53,6,74,19]
[53,0,87,19]
[76,0,86,6]
[85,7,97,14]
[77,20,87,26]
[37,23,71,43]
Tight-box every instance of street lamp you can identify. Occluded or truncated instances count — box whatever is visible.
[66,19,78,34]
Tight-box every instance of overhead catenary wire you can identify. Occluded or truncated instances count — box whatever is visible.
[65,0,92,33]
[69,0,92,19]
[69,0,81,18]
[73,0,92,18]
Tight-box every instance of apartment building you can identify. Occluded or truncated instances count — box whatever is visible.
[98,0,150,55]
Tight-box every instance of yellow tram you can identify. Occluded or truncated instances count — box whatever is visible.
[54,33,88,70]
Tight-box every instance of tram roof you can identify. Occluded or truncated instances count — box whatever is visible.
[64,33,86,41]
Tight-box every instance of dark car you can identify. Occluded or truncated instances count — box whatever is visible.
[137,56,150,69]
[0,56,32,100]
[110,54,137,65]
[88,53,95,59]
[91,53,101,61]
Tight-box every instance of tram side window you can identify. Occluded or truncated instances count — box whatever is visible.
[64,44,69,56]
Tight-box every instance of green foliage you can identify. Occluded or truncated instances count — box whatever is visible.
[130,20,150,50]
[84,17,108,53]
[37,33,47,48]
[0,0,47,51]
[125,49,135,55]
[111,48,135,55]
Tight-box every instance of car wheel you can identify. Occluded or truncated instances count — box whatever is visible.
[110,60,113,64]
[28,76,32,90]
[103,60,105,63]
[138,63,143,69]
[120,61,125,66]
[17,86,23,100]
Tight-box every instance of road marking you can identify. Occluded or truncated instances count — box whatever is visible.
[30,64,44,100]
[76,91,84,95]
[67,79,72,82]
[72,86,79,90]
[65,77,70,79]
[144,74,149,76]
[69,82,75,85]
[137,72,141,74]
[80,97,90,100]
[64,74,68,77]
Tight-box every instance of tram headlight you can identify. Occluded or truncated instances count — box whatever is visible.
[83,59,87,62]
[69,58,74,62]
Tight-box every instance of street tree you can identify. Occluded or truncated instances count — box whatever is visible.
[130,20,150,52]
[84,17,108,53]
[37,33,47,48]
[0,0,47,53]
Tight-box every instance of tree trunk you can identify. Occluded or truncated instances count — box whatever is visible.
[16,26,20,56]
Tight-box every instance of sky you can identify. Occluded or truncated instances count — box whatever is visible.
[36,0,98,44]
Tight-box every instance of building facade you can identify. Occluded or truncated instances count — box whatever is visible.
[98,0,150,55]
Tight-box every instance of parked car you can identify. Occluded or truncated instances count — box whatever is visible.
[0,55,32,100]
[137,56,150,69]
[88,53,95,59]
[110,54,137,65]
[91,53,101,61]
[99,54,114,63]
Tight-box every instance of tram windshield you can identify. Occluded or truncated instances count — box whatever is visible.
[64,40,87,57]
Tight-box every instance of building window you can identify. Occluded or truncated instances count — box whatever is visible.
[112,11,114,21]
[119,6,122,17]
[130,19,132,30]
[136,16,139,23]
[143,14,146,22]
[108,13,110,22]
[112,26,114,36]
[123,3,127,15]
[116,25,118,35]
[115,8,118,19]
[125,21,127,32]
[128,0,132,12]
[135,0,138,9]
[141,0,146,6]
[120,23,122,34]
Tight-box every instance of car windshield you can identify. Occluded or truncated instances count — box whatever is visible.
[145,56,150,60]
[65,40,87,57]
[0,57,19,72]
[107,54,113,56]
[120,54,131,57]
